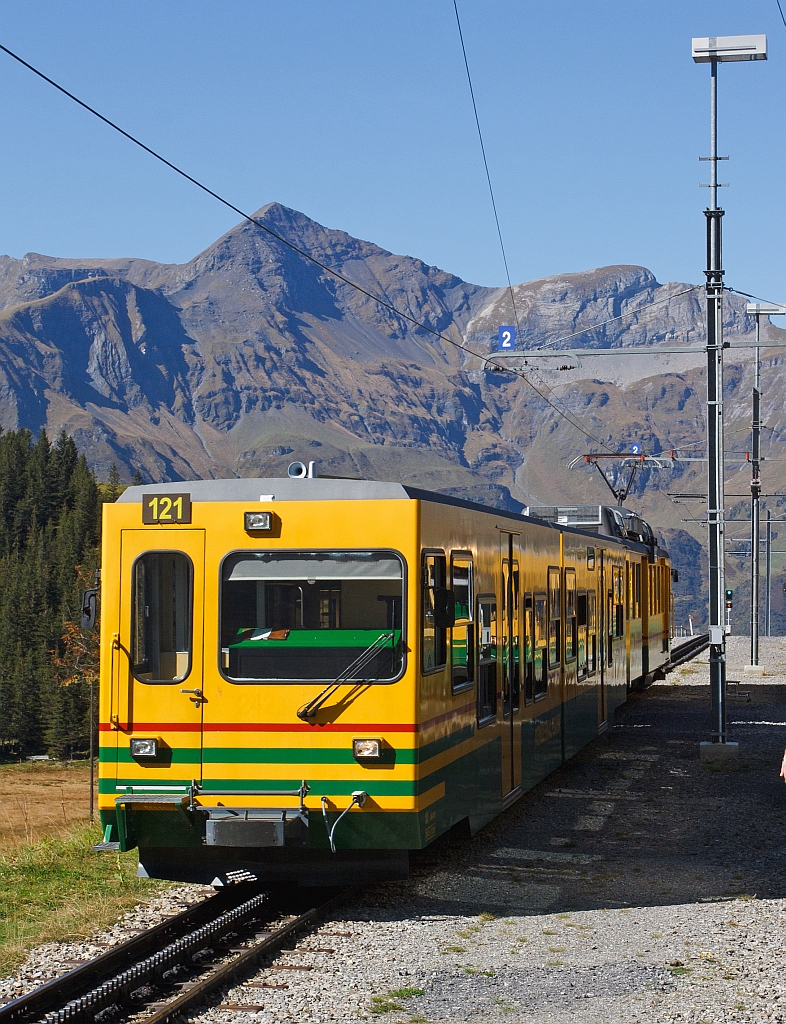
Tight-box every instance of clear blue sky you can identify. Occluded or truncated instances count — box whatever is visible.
[0,1,783,300]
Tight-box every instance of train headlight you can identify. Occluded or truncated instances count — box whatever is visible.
[130,738,158,758]
[353,738,382,761]
[244,511,273,532]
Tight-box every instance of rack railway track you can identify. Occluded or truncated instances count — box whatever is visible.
[0,885,347,1024]
[666,633,710,670]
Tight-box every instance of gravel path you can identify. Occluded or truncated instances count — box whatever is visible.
[3,634,785,1022]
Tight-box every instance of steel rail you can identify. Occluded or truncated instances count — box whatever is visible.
[144,888,347,1024]
[2,885,347,1024]
[667,633,711,670]
[0,884,261,1024]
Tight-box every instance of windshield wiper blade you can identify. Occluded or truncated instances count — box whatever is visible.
[297,632,395,721]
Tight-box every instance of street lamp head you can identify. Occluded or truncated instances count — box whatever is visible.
[692,35,767,62]
[746,303,786,316]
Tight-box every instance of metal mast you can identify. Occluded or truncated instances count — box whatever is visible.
[693,33,766,753]
[704,58,727,743]
[751,318,761,666]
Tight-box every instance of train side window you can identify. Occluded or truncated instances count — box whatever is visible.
[548,567,561,667]
[132,551,192,683]
[524,593,534,704]
[635,563,641,618]
[565,568,577,662]
[422,552,448,672]
[587,589,597,676]
[613,567,624,637]
[451,555,474,693]
[477,597,497,725]
[534,592,548,698]
[577,589,587,679]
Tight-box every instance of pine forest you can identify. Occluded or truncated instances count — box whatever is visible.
[0,429,109,759]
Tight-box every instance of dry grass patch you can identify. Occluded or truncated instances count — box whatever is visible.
[0,761,94,850]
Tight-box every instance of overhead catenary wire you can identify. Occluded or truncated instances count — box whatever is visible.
[446,4,618,450]
[452,0,521,334]
[0,39,618,452]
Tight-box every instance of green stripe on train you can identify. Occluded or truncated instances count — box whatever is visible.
[98,725,475,767]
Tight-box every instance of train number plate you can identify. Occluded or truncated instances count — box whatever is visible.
[142,493,192,525]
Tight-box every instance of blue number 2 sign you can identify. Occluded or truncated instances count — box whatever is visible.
[498,325,516,350]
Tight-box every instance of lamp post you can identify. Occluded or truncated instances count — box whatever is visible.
[692,34,766,758]
[744,303,786,673]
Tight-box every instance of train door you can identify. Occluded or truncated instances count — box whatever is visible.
[114,530,206,789]
[501,532,522,796]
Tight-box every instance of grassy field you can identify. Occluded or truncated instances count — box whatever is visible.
[0,762,163,977]
[0,760,95,849]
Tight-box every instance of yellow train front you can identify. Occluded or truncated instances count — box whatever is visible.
[97,479,672,885]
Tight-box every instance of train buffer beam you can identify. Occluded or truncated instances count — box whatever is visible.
[699,741,740,763]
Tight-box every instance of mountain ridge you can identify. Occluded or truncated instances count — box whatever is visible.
[2,201,786,629]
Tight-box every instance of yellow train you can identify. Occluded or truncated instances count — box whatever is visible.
[96,477,672,885]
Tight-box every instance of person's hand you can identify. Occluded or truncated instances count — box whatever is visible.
[781,749,786,782]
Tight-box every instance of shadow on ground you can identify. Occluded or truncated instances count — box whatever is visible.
[368,681,786,918]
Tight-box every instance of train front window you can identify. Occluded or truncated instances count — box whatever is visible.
[132,551,192,683]
[220,551,404,682]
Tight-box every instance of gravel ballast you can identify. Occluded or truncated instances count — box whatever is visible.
[3,635,785,1022]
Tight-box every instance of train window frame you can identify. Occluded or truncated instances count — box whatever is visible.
[613,566,624,638]
[587,588,597,677]
[576,587,588,680]
[533,591,548,699]
[476,594,498,727]
[131,550,193,685]
[547,566,561,668]
[564,568,577,663]
[217,547,407,685]
[422,549,449,676]
[450,552,475,694]
[524,592,534,705]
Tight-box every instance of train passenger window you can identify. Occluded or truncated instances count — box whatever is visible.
[534,592,548,698]
[422,552,449,673]
[587,590,597,676]
[548,567,561,667]
[630,561,638,614]
[477,597,497,725]
[451,555,474,693]
[132,551,192,683]
[220,550,404,682]
[577,589,587,679]
[501,558,521,717]
[565,569,577,662]
[613,567,624,638]
[524,593,534,704]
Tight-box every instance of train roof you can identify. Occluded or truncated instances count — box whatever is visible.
[117,478,668,559]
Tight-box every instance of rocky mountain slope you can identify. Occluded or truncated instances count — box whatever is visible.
[1,202,784,629]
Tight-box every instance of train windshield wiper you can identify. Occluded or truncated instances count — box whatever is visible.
[296,631,395,721]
